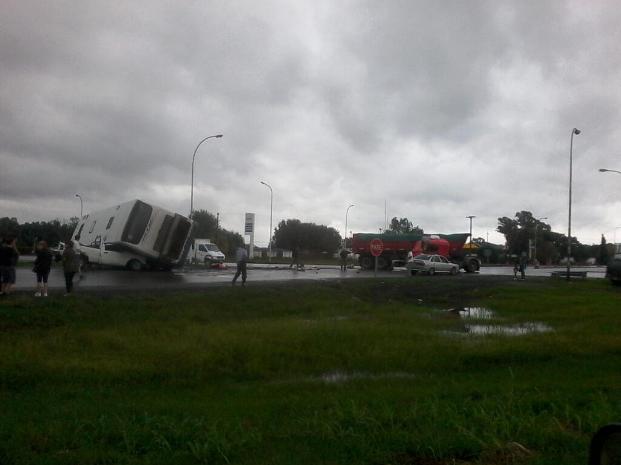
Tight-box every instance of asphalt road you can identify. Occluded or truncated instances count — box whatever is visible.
[10,263,607,293]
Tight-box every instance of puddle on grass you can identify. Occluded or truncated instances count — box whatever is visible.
[464,322,552,335]
[319,371,416,384]
[446,306,495,319]
[437,306,552,336]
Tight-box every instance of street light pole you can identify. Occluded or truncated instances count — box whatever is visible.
[599,168,621,175]
[567,128,581,280]
[466,216,476,245]
[260,181,273,261]
[344,204,354,248]
[190,134,223,217]
[75,194,83,218]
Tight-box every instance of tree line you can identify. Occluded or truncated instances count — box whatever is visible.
[0,217,78,253]
[497,210,612,265]
[2,209,613,265]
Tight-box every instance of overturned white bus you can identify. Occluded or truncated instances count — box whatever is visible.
[72,200,193,270]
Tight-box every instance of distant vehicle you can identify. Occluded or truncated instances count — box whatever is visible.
[351,232,480,272]
[50,242,65,255]
[72,199,193,271]
[189,239,226,266]
[406,254,459,276]
[607,244,621,286]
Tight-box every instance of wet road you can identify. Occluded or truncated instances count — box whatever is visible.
[11,263,607,292]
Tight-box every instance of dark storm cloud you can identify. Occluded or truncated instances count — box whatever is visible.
[1,0,620,244]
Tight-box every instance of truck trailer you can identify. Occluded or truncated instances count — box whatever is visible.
[351,232,480,272]
[72,199,193,270]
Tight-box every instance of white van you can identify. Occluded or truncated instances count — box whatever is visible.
[72,199,193,270]
[189,239,226,266]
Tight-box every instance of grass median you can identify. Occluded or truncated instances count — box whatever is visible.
[0,277,620,464]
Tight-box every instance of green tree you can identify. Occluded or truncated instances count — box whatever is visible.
[273,219,341,254]
[388,217,423,235]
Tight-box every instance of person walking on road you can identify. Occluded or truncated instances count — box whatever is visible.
[0,237,19,296]
[62,241,80,295]
[232,245,248,286]
[33,240,53,297]
[519,253,527,280]
[339,248,350,271]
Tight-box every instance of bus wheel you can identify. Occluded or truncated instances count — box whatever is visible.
[127,259,143,271]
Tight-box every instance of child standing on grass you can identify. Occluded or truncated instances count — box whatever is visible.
[33,241,53,297]
[62,241,80,295]
[0,237,19,296]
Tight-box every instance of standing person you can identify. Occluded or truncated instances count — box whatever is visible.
[62,241,80,295]
[289,247,299,269]
[0,237,19,296]
[339,248,350,271]
[33,241,53,297]
[519,253,527,280]
[232,245,248,286]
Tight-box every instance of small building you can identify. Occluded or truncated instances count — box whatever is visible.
[251,246,292,259]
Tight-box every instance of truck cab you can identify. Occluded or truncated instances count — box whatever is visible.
[189,239,226,266]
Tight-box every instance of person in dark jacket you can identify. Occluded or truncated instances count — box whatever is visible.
[33,241,53,297]
[519,253,528,280]
[339,248,350,271]
[0,237,19,296]
[62,241,80,295]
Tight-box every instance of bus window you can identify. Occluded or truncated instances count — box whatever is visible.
[122,200,153,244]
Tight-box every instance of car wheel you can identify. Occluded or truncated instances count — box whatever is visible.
[450,266,458,275]
[410,270,417,276]
[428,268,435,276]
[80,255,89,269]
[204,258,212,267]
[127,259,143,271]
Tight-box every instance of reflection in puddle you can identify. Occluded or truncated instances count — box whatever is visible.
[465,323,552,335]
[440,306,552,336]
[447,307,495,319]
[445,322,552,336]
[319,371,416,384]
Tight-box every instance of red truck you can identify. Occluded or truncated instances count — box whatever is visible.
[351,232,480,272]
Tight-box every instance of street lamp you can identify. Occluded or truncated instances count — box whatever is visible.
[344,204,355,247]
[75,193,83,218]
[599,168,621,175]
[190,134,223,217]
[466,216,476,245]
[533,216,548,264]
[260,181,273,261]
[567,127,581,280]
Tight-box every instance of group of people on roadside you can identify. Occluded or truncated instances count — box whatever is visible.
[0,237,81,297]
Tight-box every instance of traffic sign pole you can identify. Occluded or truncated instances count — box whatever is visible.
[369,238,384,278]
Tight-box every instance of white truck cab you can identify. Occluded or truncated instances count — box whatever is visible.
[189,239,226,266]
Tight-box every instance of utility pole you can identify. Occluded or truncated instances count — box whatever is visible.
[567,128,581,280]
[466,216,476,245]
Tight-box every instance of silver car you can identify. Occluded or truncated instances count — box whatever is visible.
[406,254,459,276]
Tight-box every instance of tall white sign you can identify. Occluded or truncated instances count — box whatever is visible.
[245,213,255,258]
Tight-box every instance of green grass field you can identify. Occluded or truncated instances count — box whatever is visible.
[0,278,620,465]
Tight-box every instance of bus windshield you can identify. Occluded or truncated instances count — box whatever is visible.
[122,201,153,244]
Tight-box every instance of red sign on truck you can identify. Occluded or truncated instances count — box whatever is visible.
[369,238,384,257]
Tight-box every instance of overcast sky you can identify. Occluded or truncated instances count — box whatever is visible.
[1,0,620,246]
